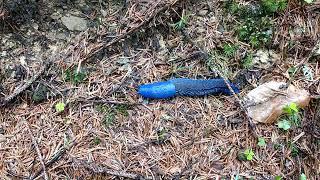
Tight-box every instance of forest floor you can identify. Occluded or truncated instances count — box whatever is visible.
[0,0,319,179]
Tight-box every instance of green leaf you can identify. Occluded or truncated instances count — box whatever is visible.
[304,0,313,4]
[258,137,266,147]
[277,119,291,130]
[288,66,297,77]
[283,102,299,115]
[55,102,65,113]
[300,173,307,180]
[64,68,87,85]
[275,175,282,180]
[244,148,255,161]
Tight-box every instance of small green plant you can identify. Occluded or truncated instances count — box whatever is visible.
[288,66,298,77]
[223,43,238,57]
[115,104,130,117]
[93,136,101,145]
[288,142,300,157]
[283,102,301,126]
[96,105,116,128]
[277,119,291,130]
[237,17,273,48]
[157,127,168,142]
[96,104,109,113]
[225,0,288,48]
[258,137,266,147]
[102,112,115,127]
[277,102,301,130]
[275,175,282,180]
[242,53,254,69]
[55,102,65,113]
[244,148,255,161]
[300,173,307,180]
[171,10,188,30]
[64,68,87,85]
[261,0,287,14]
[283,102,299,115]
[273,143,281,150]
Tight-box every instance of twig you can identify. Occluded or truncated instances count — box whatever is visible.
[73,158,152,179]
[179,28,258,138]
[0,61,52,107]
[24,120,49,180]
[31,140,77,180]
[76,98,141,106]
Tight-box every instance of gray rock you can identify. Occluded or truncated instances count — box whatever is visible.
[252,50,279,69]
[61,15,88,31]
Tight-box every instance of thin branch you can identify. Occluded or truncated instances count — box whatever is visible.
[0,61,52,107]
[24,120,49,180]
[30,140,77,180]
[73,158,152,179]
[76,98,141,106]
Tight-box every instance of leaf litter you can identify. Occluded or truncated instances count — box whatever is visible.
[0,0,319,179]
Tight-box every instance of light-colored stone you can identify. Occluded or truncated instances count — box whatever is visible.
[244,81,310,124]
[61,15,88,31]
[198,9,208,16]
[252,50,279,69]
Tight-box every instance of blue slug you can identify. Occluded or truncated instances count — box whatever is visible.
[138,78,240,99]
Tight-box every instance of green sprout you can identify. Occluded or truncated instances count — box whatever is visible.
[258,137,266,147]
[55,102,65,113]
[157,127,168,142]
[300,173,307,180]
[242,53,253,69]
[93,136,101,145]
[223,43,238,57]
[171,10,188,30]
[102,112,115,127]
[244,148,255,161]
[277,102,301,130]
[277,119,291,130]
[261,0,288,14]
[64,67,87,85]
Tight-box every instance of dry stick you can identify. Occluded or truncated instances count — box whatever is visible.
[0,61,52,107]
[84,0,180,62]
[30,140,77,180]
[180,29,258,138]
[24,120,49,180]
[73,158,152,179]
[76,98,141,106]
